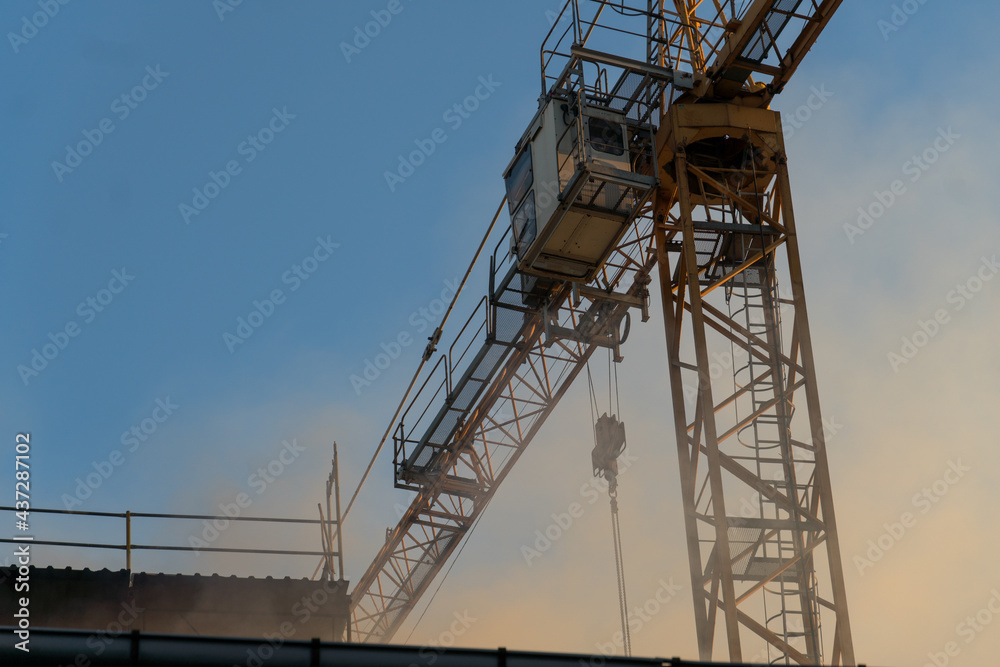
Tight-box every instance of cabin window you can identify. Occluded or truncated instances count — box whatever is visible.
[505,148,533,214]
[511,193,536,255]
[587,118,625,156]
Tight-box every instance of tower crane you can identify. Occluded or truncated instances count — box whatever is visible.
[346,1,853,664]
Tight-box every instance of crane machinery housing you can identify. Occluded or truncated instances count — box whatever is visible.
[348,1,854,664]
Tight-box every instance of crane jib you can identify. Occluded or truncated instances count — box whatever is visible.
[348,3,853,661]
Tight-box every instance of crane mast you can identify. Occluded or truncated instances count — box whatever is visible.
[349,2,854,664]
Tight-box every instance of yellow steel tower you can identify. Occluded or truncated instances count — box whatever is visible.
[648,2,853,662]
[349,2,854,664]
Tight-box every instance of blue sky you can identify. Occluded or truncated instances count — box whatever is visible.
[3,1,1000,664]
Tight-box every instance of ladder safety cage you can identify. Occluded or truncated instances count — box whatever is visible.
[654,99,853,663]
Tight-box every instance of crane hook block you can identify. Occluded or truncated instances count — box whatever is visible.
[591,413,626,481]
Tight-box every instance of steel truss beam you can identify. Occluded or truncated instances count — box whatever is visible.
[654,102,854,665]
[349,213,657,644]
[348,1,853,655]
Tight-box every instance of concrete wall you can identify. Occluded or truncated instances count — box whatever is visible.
[0,567,349,642]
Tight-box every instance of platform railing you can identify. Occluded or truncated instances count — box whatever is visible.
[0,505,339,574]
[392,354,449,481]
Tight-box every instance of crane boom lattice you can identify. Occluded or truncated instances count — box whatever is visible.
[348,2,855,663]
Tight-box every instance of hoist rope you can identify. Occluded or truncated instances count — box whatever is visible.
[321,199,507,584]
[589,353,632,656]
[612,348,622,418]
[607,346,613,415]
[341,198,506,527]
[586,362,600,434]
[609,350,631,656]
[610,483,631,656]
